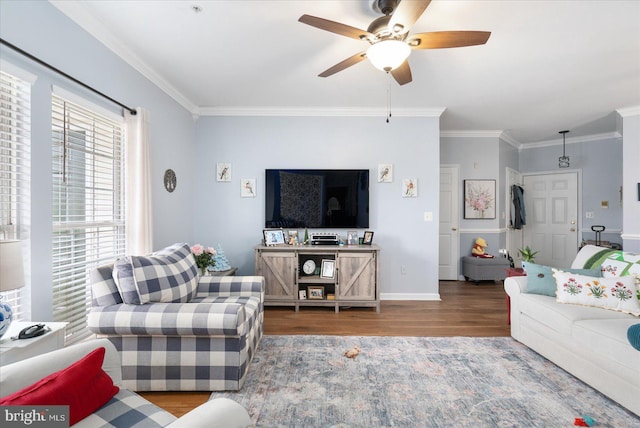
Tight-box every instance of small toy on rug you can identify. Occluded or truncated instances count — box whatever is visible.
[344,346,360,360]
[574,416,595,426]
[471,238,494,258]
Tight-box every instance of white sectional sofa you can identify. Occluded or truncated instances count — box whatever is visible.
[504,245,640,416]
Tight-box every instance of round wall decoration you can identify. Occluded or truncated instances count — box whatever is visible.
[164,169,177,193]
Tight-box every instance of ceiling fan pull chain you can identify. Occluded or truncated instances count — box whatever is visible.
[386,73,392,123]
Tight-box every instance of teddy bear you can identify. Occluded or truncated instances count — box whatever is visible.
[471,238,494,258]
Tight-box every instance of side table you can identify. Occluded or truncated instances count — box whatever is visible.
[504,268,526,325]
[0,321,67,366]
[210,267,238,276]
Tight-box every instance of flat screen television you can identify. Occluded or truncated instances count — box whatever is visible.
[265,169,369,229]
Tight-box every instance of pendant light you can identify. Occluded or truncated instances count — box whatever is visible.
[558,130,570,168]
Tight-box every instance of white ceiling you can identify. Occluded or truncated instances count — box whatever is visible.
[51,0,640,146]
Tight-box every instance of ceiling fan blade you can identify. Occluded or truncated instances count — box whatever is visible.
[390,60,412,85]
[408,31,491,49]
[318,52,368,78]
[299,14,374,41]
[388,0,432,35]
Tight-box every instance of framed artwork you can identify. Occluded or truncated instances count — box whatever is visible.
[241,178,256,197]
[307,286,325,300]
[378,164,393,182]
[320,259,336,279]
[464,179,496,219]
[347,231,359,245]
[363,230,374,245]
[263,229,285,246]
[216,163,231,181]
[299,289,307,300]
[402,178,418,197]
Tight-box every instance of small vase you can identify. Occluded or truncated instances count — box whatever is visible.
[0,297,13,339]
[200,267,207,276]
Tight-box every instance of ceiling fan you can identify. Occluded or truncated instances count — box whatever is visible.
[299,0,491,85]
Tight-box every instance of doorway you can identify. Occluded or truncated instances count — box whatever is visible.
[522,171,580,268]
[439,165,460,280]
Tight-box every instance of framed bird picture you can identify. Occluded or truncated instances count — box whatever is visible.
[378,164,393,182]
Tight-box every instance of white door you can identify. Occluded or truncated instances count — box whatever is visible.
[439,166,460,280]
[523,172,579,268]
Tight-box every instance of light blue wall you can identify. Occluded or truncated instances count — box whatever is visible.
[441,136,503,266]
[195,116,442,297]
[1,1,196,320]
[519,137,623,246]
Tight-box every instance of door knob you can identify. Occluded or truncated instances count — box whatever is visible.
[570,220,576,225]
[452,227,457,231]
[570,228,576,232]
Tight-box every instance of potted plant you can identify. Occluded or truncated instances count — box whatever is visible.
[518,246,539,272]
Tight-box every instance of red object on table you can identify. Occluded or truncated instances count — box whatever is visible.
[505,268,526,325]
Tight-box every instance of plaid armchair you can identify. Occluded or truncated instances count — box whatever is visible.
[87,243,264,392]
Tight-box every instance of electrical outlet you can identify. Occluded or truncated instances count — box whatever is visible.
[586,211,595,219]
[423,212,433,222]
[401,265,407,275]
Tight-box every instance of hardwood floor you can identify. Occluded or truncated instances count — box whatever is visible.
[140,280,511,417]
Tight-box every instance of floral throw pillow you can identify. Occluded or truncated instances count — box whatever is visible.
[553,270,640,316]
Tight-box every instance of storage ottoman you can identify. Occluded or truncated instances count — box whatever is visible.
[462,256,510,283]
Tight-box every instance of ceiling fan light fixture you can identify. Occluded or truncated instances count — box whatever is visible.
[366,40,410,72]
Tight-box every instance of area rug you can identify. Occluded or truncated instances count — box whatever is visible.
[210,336,639,427]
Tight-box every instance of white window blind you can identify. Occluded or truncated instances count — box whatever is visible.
[0,70,31,320]
[52,94,125,344]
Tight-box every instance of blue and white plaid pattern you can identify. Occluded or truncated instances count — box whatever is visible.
[75,389,176,428]
[90,264,123,306]
[131,243,199,304]
[89,264,265,391]
[113,257,141,304]
[88,296,260,336]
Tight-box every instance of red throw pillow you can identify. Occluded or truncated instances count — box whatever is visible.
[0,347,119,426]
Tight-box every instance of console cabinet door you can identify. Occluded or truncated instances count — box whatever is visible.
[337,252,376,300]
[256,251,296,300]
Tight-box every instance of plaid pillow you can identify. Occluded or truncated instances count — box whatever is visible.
[112,257,141,305]
[132,243,199,304]
[112,243,199,305]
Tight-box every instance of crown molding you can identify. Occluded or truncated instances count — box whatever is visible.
[499,132,521,149]
[198,106,446,117]
[440,130,503,138]
[440,130,522,149]
[520,131,622,150]
[49,0,198,115]
[616,105,640,117]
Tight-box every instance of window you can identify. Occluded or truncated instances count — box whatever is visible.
[52,94,125,344]
[0,69,31,320]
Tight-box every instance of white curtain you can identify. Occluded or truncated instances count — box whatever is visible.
[125,108,153,255]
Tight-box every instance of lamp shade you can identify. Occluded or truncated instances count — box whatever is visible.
[367,40,411,72]
[0,240,25,292]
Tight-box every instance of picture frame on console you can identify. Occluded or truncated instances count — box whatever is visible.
[287,230,299,245]
[307,286,324,300]
[363,231,374,245]
[320,259,336,279]
[347,231,359,245]
[263,229,286,246]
